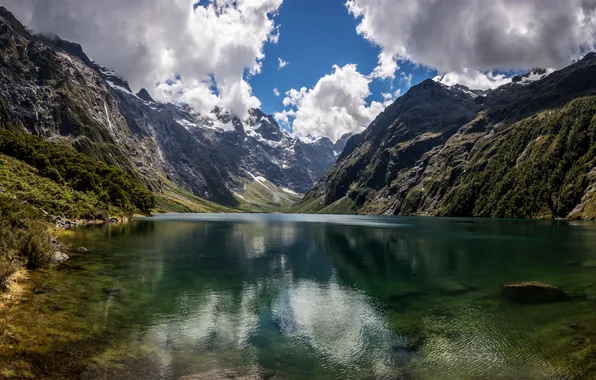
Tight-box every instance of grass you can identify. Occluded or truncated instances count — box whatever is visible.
[0,194,53,289]
[233,177,302,213]
[153,179,239,214]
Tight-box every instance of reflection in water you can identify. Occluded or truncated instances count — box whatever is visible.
[52,214,596,379]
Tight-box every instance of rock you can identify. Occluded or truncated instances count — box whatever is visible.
[50,251,69,265]
[73,247,88,253]
[0,187,5,193]
[109,217,119,223]
[501,281,568,304]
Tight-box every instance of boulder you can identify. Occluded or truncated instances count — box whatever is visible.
[73,247,88,253]
[50,251,69,265]
[501,282,568,304]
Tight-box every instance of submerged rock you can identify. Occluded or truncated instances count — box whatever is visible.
[50,251,69,265]
[501,281,568,304]
[73,247,88,253]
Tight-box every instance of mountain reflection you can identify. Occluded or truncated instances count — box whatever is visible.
[66,215,596,379]
[124,220,400,378]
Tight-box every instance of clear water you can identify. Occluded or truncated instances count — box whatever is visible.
[28,215,596,378]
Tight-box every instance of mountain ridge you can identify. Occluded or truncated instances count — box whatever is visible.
[0,6,349,211]
[299,54,596,219]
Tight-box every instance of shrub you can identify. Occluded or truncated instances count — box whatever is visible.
[0,194,53,276]
[0,129,154,214]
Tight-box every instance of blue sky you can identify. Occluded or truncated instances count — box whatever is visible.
[11,0,592,141]
[251,0,431,117]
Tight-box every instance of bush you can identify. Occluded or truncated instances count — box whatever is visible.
[0,194,53,278]
[0,129,154,214]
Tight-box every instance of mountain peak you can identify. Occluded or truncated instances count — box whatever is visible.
[136,88,155,102]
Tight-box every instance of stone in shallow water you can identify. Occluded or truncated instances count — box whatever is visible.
[501,281,568,304]
[50,251,69,265]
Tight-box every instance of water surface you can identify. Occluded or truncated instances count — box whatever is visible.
[20,214,596,379]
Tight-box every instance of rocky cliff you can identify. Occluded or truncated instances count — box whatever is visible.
[0,7,348,209]
[300,55,596,219]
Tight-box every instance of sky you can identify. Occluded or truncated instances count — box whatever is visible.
[2,0,596,141]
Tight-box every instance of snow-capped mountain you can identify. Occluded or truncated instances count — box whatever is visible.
[0,7,349,207]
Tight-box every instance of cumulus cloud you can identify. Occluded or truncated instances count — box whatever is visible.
[1,0,283,119]
[347,0,596,82]
[278,64,384,141]
[273,87,280,96]
[278,57,289,69]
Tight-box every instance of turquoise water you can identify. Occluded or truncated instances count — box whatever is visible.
[50,214,596,379]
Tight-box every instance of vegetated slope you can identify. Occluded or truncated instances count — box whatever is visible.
[300,55,596,219]
[0,6,347,210]
[0,129,154,215]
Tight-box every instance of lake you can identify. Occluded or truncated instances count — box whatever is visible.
[5,214,596,379]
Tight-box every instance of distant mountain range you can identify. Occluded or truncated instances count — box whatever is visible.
[0,6,350,211]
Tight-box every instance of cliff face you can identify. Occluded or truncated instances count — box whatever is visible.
[301,55,596,220]
[0,7,348,207]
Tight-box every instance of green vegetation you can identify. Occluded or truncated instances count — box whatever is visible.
[0,129,154,215]
[0,194,52,289]
[0,154,114,219]
[439,96,596,219]
[234,177,302,213]
[153,179,238,214]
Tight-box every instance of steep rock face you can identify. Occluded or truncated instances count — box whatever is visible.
[0,8,169,193]
[303,55,596,219]
[0,7,346,205]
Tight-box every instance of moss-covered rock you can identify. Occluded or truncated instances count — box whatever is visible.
[501,281,568,304]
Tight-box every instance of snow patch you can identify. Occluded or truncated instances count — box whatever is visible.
[281,188,299,196]
[106,80,135,96]
[515,69,555,85]
[234,192,246,201]
[214,119,235,132]
[248,172,269,185]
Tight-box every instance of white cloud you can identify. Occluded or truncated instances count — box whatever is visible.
[280,64,385,141]
[347,0,596,81]
[380,89,401,106]
[400,72,413,88]
[2,0,284,119]
[273,87,280,96]
[274,109,294,128]
[278,57,289,69]
[433,70,512,90]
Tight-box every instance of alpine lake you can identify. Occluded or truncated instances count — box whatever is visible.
[2,214,596,379]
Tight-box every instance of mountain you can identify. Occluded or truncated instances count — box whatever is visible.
[299,55,596,219]
[0,7,348,211]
